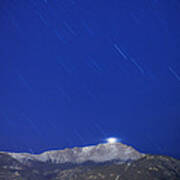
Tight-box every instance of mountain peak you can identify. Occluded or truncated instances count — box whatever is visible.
[1,144,180,180]
[3,142,144,165]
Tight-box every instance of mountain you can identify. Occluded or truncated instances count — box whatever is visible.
[5,143,143,164]
[0,142,180,180]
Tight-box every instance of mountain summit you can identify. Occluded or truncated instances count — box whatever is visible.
[0,143,180,180]
[4,142,143,164]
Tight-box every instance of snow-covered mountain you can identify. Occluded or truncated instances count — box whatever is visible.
[3,142,144,164]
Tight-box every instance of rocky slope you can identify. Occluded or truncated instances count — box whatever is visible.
[0,143,180,180]
[5,143,143,164]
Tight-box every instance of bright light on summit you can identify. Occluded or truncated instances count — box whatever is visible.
[106,137,118,143]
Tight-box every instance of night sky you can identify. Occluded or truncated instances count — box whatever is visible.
[0,0,180,158]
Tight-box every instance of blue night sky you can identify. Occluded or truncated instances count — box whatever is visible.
[0,0,180,158]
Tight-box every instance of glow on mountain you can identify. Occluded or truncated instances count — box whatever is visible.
[106,137,118,143]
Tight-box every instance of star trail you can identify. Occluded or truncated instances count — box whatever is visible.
[0,0,180,158]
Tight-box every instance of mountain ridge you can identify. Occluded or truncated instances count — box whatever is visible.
[0,142,180,180]
[1,142,144,165]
